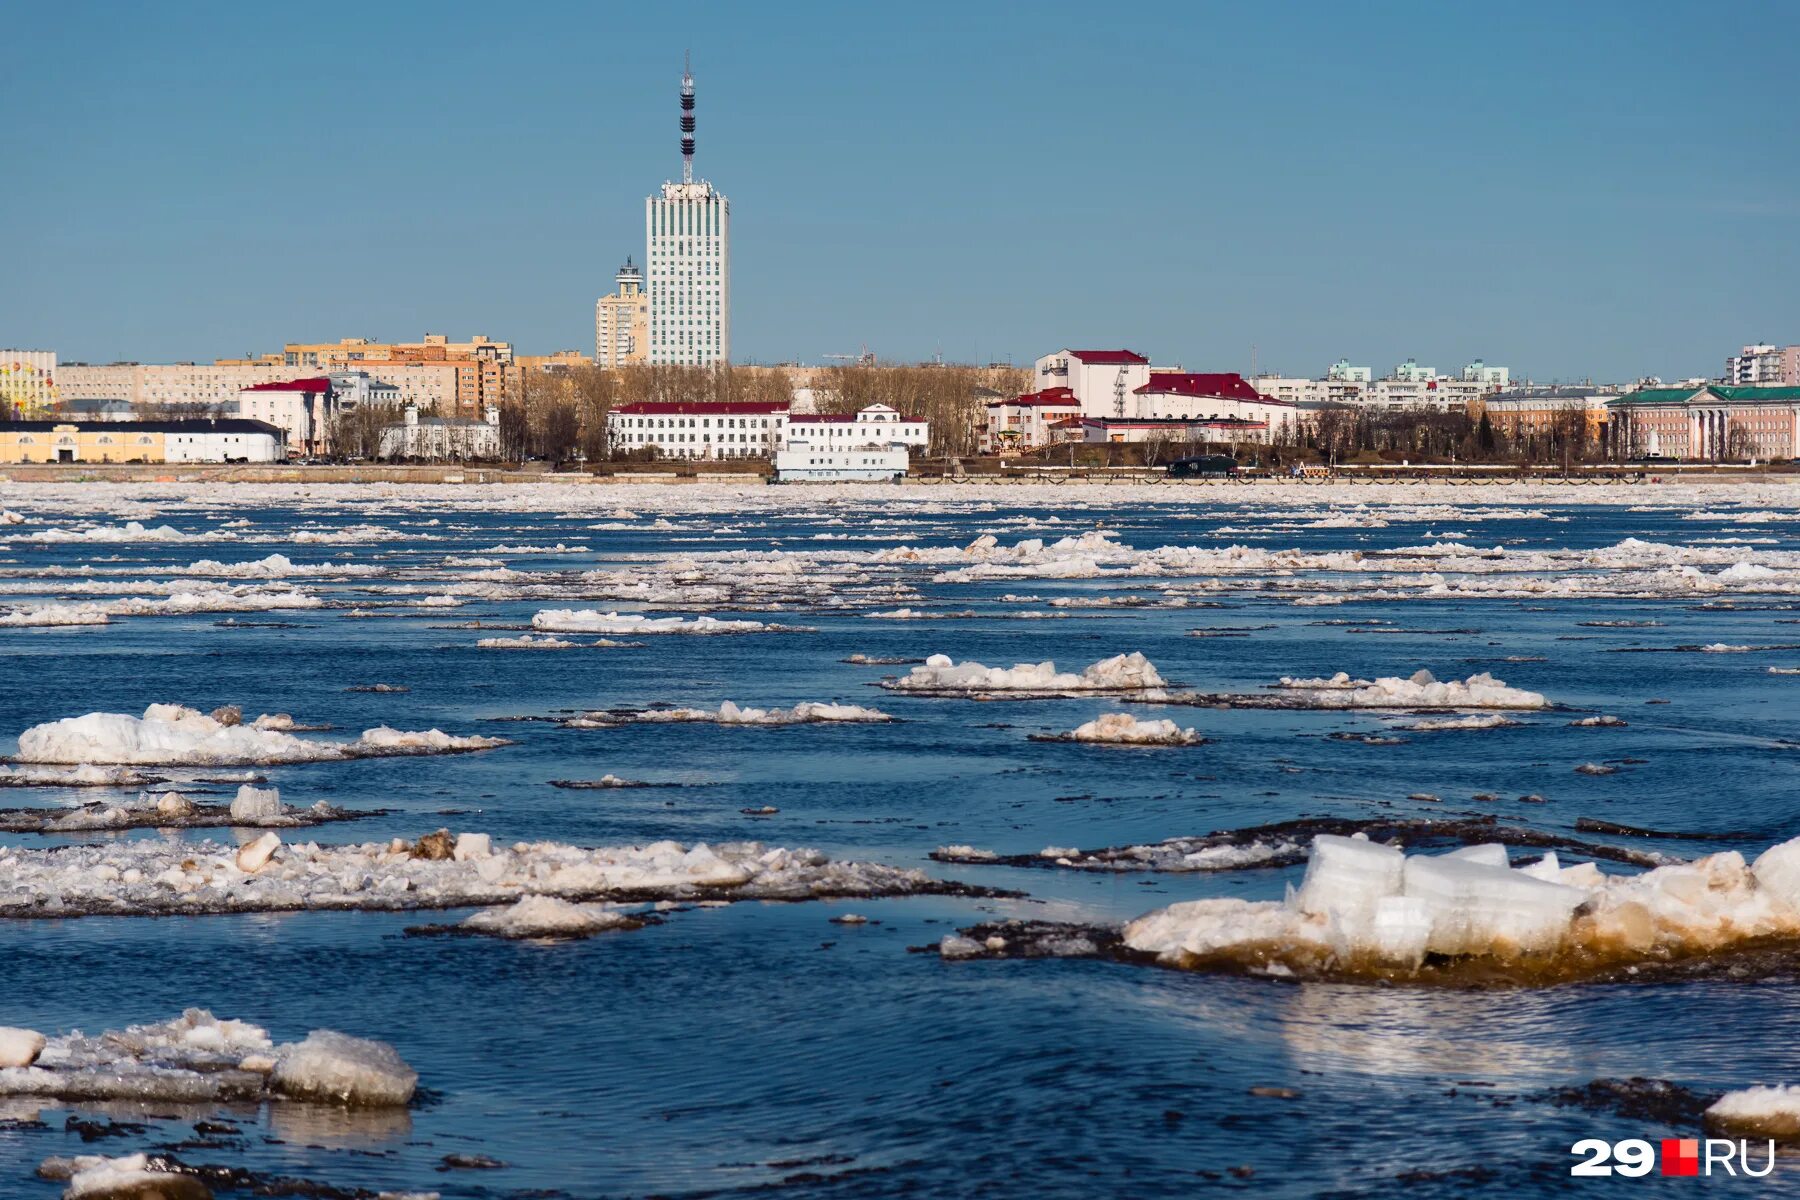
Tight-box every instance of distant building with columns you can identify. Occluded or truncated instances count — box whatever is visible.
[1610,384,1800,461]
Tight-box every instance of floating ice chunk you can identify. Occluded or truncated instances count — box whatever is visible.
[887,652,1164,693]
[1397,713,1520,731]
[1294,835,1404,924]
[575,700,890,726]
[60,1152,208,1199]
[270,1030,417,1106]
[476,634,574,649]
[0,833,961,920]
[530,610,779,635]
[1278,669,1546,710]
[236,832,280,873]
[229,785,282,822]
[1443,843,1512,869]
[1062,713,1200,745]
[457,895,636,939]
[1402,854,1585,957]
[1718,562,1780,582]
[0,764,151,789]
[453,832,491,861]
[939,934,985,959]
[935,844,997,861]
[12,705,507,766]
[1706,1086,1800,1140]
[0,603,110,627]
[0,1027,45,1068]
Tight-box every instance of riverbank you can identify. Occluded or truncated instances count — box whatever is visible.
[1,461,1797,487]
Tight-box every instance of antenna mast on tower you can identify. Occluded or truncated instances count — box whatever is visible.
[680,51,696,185]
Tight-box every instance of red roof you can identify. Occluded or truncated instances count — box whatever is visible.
[612,401,790,415]
[240,377,332,393]
[1078,416,1268,428]
[993,387,1082,409]
[1066,349,1149,365]
[792,412,923,423]
[1135,372,1282,405]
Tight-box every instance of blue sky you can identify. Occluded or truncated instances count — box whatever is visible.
[4,0,1796,381]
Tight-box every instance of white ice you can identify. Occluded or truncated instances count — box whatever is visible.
[13,704,507,766]
[886,652,1165,693]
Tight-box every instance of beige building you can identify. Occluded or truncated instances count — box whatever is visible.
[57,361,457,415]
[221,334,515,416]
[596,258,649,368]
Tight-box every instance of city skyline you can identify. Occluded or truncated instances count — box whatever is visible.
[3,0,1797,381]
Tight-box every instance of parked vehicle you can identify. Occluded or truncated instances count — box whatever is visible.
[1168,454,1238,477]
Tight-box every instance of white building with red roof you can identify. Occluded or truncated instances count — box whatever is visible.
[783,403,927,451]
[606,399,790,460]
[1033,349,1153,417]
[234,376,337,457]
[980,386,1084,453]
[1129,372,1299,443]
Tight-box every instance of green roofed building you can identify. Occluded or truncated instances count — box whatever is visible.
[1608,384,1800,461]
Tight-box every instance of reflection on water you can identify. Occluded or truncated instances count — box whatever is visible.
[265,1101,413,1147]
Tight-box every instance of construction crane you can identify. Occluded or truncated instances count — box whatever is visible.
[822,344,875,367]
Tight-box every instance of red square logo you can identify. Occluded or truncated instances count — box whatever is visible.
[1662,1138,1699,1177]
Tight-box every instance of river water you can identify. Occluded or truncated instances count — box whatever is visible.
[1,480,1798,1197]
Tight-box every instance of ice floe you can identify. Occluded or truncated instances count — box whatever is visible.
[0,832,984,919]
[0,602,110,627]
[1038,712,1202,745]
[0,1009,415,1107]
[883,652,1165,695]
[567,701,892,727]
[1270,669,1547,710]
[1706,1086,1800,1140]
[11,704,506,766]
[451,894,641,939]
[1112,830,1800,983]
[530,609,795,635]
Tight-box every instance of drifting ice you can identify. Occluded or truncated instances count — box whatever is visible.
[0,833,962,919]
[457,894,638,939]
[0,1009,415,1107]
[573,701,891,727]
[886,652,1165,693]
[0,603,110,627]
[1119,831,1800,982]
[1706,1086,1800,1140]
[12,704,507,766]
[1060,713,1200,745]
[1276,669,1547,709]
[531,609,782,635]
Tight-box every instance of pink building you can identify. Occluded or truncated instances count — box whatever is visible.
[1612,385,1800,461]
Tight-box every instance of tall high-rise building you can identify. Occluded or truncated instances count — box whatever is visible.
[646,59,730,365]
[595,257,649,367]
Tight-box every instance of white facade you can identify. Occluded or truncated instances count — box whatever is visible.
[981,389,1083,452]
[234,380,337,456]
[782,404,927,451]
[773,443,908,482]
[0,350,57,416]
[1461,359,1510,387]
[1327,359,1372,383]
[1726,344,1799,386]
[607,402,788,460]
[647,181,730,365]
[328,370,401,411]
[379,404,500,460]
[1033,349,1153,418]
[1130,375,1298,443]
[163,421,286,463]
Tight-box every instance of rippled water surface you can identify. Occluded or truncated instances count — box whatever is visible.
[3,480,1800,1197]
